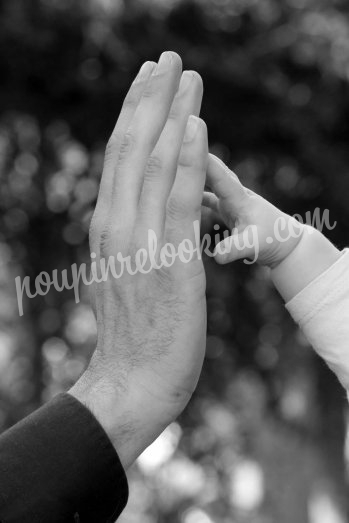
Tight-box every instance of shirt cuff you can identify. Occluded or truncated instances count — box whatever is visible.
[0,393,128,523]
[286,248,349,326]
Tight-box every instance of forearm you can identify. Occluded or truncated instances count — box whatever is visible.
[270,226,349,392]
[270,225,341,302]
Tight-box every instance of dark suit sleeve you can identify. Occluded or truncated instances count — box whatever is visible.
[0,393,128,523]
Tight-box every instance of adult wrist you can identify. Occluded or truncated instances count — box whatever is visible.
[69,366,168,470]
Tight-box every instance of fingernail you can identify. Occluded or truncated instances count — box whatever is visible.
[136,61,155,81]
[178,71,193,93]
[183,115,199,142]
[154,52,173,75]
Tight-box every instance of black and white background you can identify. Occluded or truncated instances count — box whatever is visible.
[0,1,348,522]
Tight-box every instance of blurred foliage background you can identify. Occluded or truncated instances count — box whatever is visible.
[0,0,349,521]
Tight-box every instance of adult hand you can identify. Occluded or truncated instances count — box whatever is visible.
[70,52,208,468]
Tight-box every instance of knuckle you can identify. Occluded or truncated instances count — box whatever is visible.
[105,128,122,161]
[118,131,134,163]
[122,89,139,108]
[99,223,113,258]
[105,137,116,160]
[167,105,180,121]
[128,238,140,259]
[144,155,162,178]
[141,82,158,99]
[178,149,194,168]
[167,195,189,221]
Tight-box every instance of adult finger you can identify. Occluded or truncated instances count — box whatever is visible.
[165,116,208,247]
[137,70,203,238]
[90,60,156,255]
[111,51,182,221]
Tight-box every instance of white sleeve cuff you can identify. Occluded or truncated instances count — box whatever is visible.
[286,248,349,326]
[286,248,349,390]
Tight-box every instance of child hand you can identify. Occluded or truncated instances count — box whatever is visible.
[203,154,305,268]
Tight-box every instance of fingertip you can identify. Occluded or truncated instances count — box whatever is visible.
[135,61,156,83]
[147,60,157,70]
[208,153,228,172]
[208,152,222,163]
[195,117,208,149]
[184,70,203,95]
[213,250,228,265]
[208,152,218,161]
[161,50,182,72]
[207,154,226,184]
[202,190,218,206]
[198,116,207,136]
[183,115,206,144]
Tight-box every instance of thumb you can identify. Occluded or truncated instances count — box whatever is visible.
[214,226,259,265]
